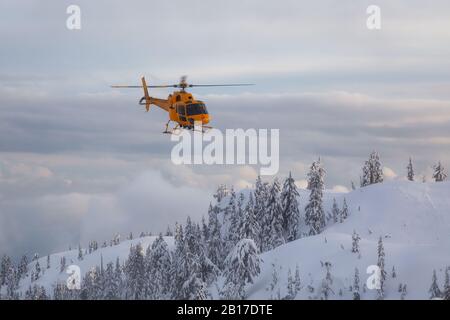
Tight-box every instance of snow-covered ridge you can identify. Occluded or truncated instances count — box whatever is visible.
[9,180,450,299]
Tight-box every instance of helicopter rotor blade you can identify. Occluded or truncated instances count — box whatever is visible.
[188,84,254,87]
[111,85,178,88]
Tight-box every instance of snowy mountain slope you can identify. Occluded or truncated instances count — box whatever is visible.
[16,237,174,295]
[15,181,450,299]
[248,181,450,299]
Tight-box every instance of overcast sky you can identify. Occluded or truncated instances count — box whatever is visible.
[1,0,450,258]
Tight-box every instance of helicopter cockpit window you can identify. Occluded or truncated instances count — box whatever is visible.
[186,103,207,116]
[176,105,185,115]
[176,95,181,102]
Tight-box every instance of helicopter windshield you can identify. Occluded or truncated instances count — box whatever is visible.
[186,103,208,116]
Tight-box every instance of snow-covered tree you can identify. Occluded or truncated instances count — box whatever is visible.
[391,266,397,278]
[5,267,19,300]
[433,162,447,182]
[443,267,450,300]
[46,255,51,269]
[229,192,244,248]
[0,255,12,286]
[17,255,29,279]
[103,261,120,300]
[34,260,41,281]
[207,203,224,269]
[281,172,300,241]
[340,198,349,222]
[264,179,285,251]
[294,265,301,294]
[254,176,269,248]
[353,267,360,300]
[320,262,333,300]
[377,237,387,299]
[400,284,407,300]
[331,198,340,224]
[351,230,361,254]
[361,151,384,187]
[145,234,172,299]
[25,284,48,300]
[221,239,261,300]
[305,159,326,235]
[429,269,441,299]
[124,243,145,300]
[407,158,415,181]
[171,224,205,300]
[239,193,261,246]
[60,256,67,273]
[78,244,83,261]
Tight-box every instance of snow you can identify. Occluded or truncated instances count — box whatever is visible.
[16,180,450,299]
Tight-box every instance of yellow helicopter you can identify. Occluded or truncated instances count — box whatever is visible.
[111,76,253,133]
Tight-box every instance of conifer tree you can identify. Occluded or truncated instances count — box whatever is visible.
[281,172,300,241]
[377,237,387,300]
[222,239,261,300]
[443,267,450,300]
[433,162,447,182]
[340,198,349,222]
[429,269,441,299]
[305,159,326,235]
[407,158,414,181]
[361,151,384,187]
[351,230,361,254]
[331,198,340,224]
[264,178,284,250]
[353,267,360,300]
[239,193,261,246]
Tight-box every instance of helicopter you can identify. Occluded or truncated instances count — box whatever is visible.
[111,76,253,133]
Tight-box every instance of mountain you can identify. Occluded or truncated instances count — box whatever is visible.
[11,180,450,299]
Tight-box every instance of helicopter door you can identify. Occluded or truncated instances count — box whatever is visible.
[177,105,186,122]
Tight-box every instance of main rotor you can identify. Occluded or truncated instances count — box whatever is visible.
[111,75,253,92]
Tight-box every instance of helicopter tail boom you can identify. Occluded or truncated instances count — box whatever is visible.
[141,77,151,111]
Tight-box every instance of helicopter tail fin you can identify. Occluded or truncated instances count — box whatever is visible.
[141,76,151,112]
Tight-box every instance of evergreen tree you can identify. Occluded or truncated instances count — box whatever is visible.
[361,151,384,187]
[78,244,83,260]
[239,193,261,246]
[305,159,326,235]
[281,172,300,241]
[25,284,48,300]
[320,262,333,300]
[124,243,145,299]
[351,230,361,254]
[171,224,205,300]
[443,267,450,300]
[221,239,261,300]
[228,192,244,248]
[407,158,415,181]
[145,234,172,299]
[340,198,349,222]
[60,256,67,273]
[34,261,41,281]
[103,261,120,300]
[433,162,447,182]
[353,267,360,300]
[401,284,407,300]
[377,237,387,299]
[254,176,269,249]
[286,268,295,299]
[331,198,340,224]
[391,266,397,278]
[18,255,29,279]
[46,255,51,269]
[207,203,224,269]
[264,178,284,250]
[294,264,301,294]
[0,255,12,286]
[5,267,19,299]
[429,269,441,299]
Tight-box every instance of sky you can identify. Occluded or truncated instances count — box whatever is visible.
[1,0,450,258]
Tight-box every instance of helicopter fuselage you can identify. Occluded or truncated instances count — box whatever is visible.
[141,90,210,128]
